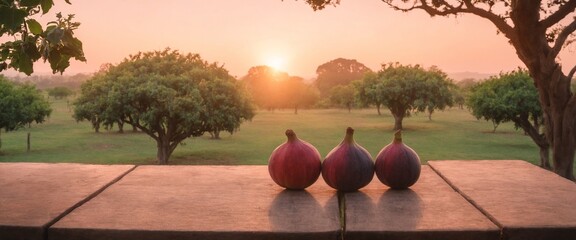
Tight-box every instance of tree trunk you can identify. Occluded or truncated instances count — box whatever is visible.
[117,120,124,133]
[539,146,551,170]
[549,110,576,179]
[93,121,100,133]
[392,113,404,130]
[506,2,576,179]
[156,140,171,165]
[347,102,351,113]
[132,124,138,132]
[491,120,498,133]
[27,132,30,152]
[376,104,381,115]
[528,66,575,178]
[213,130,221,139]
[514,117,551,169]
[294,104,298,115]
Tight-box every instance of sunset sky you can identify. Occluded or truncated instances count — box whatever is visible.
[6,0,576,79]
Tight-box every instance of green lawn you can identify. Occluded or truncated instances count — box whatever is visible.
[0,99,544,167]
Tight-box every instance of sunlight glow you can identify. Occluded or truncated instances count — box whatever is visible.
[266,56,286,72]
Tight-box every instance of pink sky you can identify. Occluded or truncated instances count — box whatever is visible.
[6,0,576,79]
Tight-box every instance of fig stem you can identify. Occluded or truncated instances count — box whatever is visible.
[393,130,402,143]
[344,127,355,143]
[285,129,297,142]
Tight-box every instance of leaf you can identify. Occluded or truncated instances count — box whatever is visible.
[61,31,86,61]
[40,0,54,14]
[0,7,28,33]
[24,39,41,61]
[26,19,43,35]
[20,0,42,7]
[46,27,64,43]
[47,50,70,74]
[17,48,34,75]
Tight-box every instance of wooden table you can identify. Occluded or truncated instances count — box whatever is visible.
[1,161,574,240]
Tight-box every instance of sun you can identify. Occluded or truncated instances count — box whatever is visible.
[265,56,286,72]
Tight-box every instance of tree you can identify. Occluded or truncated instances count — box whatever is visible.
[467,82,505,133]
[74,49,254,164]
[47,86,73,99]
[198,77,255,139]
[0,1,85,75]
[72,73,108,133]
[241,66,289,110]
[278,76,320,114]
[414,66,456,120]
[0,75,51,149]
[329,83,355,112]
[241,66,319,112]
[454,78,478,109]
[301,0,576,183]
[362,63,453,130]
[467,69,550,169]
[315,58,372,96]
[355,73,386,115]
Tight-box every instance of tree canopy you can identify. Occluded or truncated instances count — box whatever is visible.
[360,63,454,130]
[413,66,455,120]
[0,0,85,75]
[73,49,254,164]
[198,76,255,139]
[47,86,73,99]
[241,65,319,112]
[0,75,51,149]
[300,0,576,180]
[242,66,288,110]
[315,58,371,96]
[467,69,550,168]
[329,83,355,112]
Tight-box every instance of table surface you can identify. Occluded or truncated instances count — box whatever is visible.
[1,160,575,240]
[429,160,576,240]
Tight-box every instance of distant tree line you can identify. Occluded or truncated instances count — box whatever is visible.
[241,66,319,114]
[47,86,74,99]
[241,58,458,131]
[8,73,91,90]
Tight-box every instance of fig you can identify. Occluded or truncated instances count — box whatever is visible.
[268,129,322,190]
[322,127,374,192]
[375,130,421,189]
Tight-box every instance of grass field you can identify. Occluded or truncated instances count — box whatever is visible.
[0,99,544,167]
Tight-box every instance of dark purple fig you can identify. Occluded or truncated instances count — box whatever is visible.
[375,130,421,189]
[322,127,374,192]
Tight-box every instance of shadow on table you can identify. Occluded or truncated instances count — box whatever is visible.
[268,189,337,232]
[375,188,423,230]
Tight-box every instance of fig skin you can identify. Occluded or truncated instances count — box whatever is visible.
[322,127,374,192]
[268,129,322,190]
[375,130,421,189]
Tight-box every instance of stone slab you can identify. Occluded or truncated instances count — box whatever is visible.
[345,165,499,240]
[49,165,340,240]
[429,160,576,240]
[0,163,135,240]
